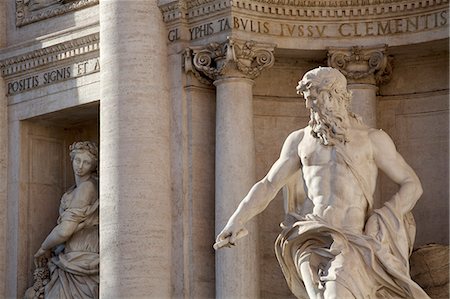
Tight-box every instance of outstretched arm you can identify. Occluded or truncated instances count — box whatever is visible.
[370,129,423,214]
[215,130,304,249]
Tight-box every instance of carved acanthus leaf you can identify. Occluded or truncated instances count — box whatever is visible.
[184,38,275,83]
[327,45,393,85]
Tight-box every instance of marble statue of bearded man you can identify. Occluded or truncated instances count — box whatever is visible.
[215,67,429,299]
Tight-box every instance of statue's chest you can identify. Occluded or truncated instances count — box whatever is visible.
[299,134,372,167]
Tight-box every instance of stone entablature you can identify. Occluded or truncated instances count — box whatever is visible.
[159,0,448,48]
[0,33,99,95]
[160,0,448,21]
[233,0,447,18]
[16,0,99,27]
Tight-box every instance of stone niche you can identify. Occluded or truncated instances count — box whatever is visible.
[19,102,98,289]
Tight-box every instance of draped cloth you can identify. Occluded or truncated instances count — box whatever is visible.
[276,145,430,298]
[275,204,430,298]
[45,198,99,299]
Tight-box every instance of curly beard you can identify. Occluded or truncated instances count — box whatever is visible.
[309,102,348,146]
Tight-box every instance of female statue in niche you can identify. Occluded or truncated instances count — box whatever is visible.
[25,141,99,299]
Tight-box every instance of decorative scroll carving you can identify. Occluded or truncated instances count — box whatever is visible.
[327,45,393,85]
[184,38,275,83]
[16,0,98,27]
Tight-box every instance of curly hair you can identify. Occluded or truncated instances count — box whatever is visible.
[297,67,363,146]
[296,66,353,112]
[69,141,98,163]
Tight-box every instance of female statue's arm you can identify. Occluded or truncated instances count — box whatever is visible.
[35,182,96,258]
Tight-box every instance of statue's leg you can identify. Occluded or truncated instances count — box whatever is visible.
[299,260,320,299]
[298,253,324,299]
[323,281,354,299]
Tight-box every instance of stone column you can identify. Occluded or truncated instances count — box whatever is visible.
[186,38,275,298]
[0,2,6,297]
[99,2,171,298]
[328,46,392,128]
[328,46,392,208]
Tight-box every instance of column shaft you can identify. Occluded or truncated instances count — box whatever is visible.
[328,45,392,129]
[348,83,378,128]
[214,78,260,299]
[99,1,171,298]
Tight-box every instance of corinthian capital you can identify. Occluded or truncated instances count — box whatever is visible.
[327,45,393,85]
[184,38,275,83]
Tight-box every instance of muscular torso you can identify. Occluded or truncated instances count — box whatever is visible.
[298,126,378,233]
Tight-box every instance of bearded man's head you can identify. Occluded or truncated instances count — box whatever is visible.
[296,67,359,146]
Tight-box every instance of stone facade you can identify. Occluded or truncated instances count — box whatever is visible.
[0,0,448,298]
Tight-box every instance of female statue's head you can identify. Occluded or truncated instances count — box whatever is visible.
[69,141,98,178]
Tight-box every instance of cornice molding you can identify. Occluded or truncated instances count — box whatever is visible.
[16,0,98,27]
[159,0,447,22]
[160,0,230,22]
[239,0,441,8]
[234,0,448,19]
[0,33,99,77]
[327,45,393,85]
[184,37,275,83]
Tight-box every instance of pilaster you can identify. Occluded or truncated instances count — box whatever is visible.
[186,38,275,299]
[0,2,7,297]
[328,45,393,209]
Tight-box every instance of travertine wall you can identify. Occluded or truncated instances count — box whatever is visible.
[0,1,7,297]
[4,1,98,45]
[378,40,449,246]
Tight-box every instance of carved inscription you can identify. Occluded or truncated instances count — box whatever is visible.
[337,11,448,37]
[7,58,99,95]
[233,18,270,34]
[168,9,448,41]
[187,17,232,40]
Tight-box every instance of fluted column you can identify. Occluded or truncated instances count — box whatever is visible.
[328,45,392,128]
[186,38,275,298]
[99,2,171,298]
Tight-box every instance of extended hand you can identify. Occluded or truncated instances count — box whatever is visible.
[34,247,51,268]
[213,222,249,250]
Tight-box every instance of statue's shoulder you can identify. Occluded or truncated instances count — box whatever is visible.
[284,128,307,146]
[76,180,98,198]
[289,127,308,140]
[367,128,393,144]
[367,128,397,159]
